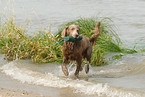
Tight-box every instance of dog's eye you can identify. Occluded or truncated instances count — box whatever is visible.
[77,30,79,32]
[71,28,75,30]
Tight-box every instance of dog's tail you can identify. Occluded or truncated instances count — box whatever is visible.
[89,22,101,46]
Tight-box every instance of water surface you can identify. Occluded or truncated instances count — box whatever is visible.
[0,0,145,96]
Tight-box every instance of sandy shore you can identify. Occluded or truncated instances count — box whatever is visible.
[0,87,93,97]
[0,88,49,97]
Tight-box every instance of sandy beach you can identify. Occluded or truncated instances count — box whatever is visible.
[0,88,48,97]
[0,87,93,97]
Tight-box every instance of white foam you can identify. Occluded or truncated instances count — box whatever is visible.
[1,61,144,97]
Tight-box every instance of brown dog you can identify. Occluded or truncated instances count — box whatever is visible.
[61,22,100,77]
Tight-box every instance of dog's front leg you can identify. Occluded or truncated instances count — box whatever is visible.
[74,58,82,77]
[62,57,69,76]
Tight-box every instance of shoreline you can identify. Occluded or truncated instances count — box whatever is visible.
[0,87,47,97]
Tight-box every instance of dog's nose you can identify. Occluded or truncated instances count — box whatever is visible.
[76,34,79,38]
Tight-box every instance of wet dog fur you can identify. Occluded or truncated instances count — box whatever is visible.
[61,22,100,77]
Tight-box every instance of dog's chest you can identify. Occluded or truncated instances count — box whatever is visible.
[63,42,81,60]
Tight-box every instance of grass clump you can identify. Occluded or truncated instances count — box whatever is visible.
[30,31,63,63]
[0,17,29,60]
[0,16,137,65]
[0,17,63,63]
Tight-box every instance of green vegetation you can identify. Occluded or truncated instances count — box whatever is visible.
[0,17,63,63]
[0,16,137,65]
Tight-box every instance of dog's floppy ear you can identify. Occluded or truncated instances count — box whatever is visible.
[77,25,80,33]
[61,26,69,38]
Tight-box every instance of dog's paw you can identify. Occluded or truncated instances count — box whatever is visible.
[64,71,69,76]
[74,73,79,78]
[74,71,80,78]
[62,66,69,76]
[63,69,69,76]
[79,66,83,71]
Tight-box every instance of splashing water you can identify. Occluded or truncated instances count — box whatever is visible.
[1,60,145,97]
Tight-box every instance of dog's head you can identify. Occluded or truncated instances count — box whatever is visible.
[61,24,80,38]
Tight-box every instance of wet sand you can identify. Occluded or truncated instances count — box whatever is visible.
[0,87,47,97]
[0,87,97,97]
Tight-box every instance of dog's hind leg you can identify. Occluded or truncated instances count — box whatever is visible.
[62,57,69,76]
[85,47,92,74]
[85,61,90,74]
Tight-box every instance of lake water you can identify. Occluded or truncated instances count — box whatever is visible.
[0,0,145,97]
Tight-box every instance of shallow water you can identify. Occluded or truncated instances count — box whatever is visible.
[1,55,145,97]
[0,0,145,97]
